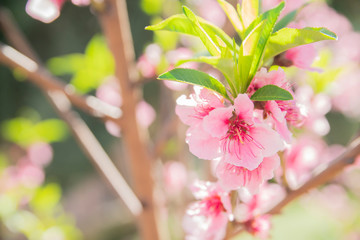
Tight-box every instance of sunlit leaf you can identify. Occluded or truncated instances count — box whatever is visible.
[217,0,244,37]
[273,3,310,33]
[158,68,229,99]
[264,27,337,62]
[241,0,259,28]
[145,14,233,49]
[237,2,283,92]
[250,84,293,101]
[183,6,221,56]
[176,56,236,95]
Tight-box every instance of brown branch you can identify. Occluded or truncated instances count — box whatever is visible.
[0,8,142,216]
[228,135,360,239]
[47,90,143,216]
[0,43,122,124]
[96,0,160,239]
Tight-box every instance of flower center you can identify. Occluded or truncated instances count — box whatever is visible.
[225,114,253,144]
[200,195,225,216]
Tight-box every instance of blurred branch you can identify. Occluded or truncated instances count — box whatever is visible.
[0,8,122,124]
[0,8,142,216]
[96,0,160,239]
[227,134,360,239]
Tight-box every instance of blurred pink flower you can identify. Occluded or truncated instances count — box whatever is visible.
[332,71,360,118]
[96,77,122,107]
[26,0,65,23]
[27,142,53,167]
[196,0,226,27]
[283,136,326,188]
[244,215,272,240]
[136,100,156,128]
[183,180,232,240]
[295,86,331,136]
[163,161,188,196]
[216,155,280,194]
[284,44,317,70]
[235,183,285,221]
[262,0,306,18]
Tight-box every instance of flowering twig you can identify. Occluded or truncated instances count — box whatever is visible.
[95,0,160,239]
[227,134,360,239]
[0,8,142,216]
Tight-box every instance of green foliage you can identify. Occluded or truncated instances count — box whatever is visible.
[238,2,284,92]
[2,117,68,146]
[158,68,230,100]
[217,0,244,37]
[30,184,61,214]
[183,6,221,56]
[264,27,337,62]
[145,14,233,50]
[141,0,164,15]
[148,1,338,101]
[47,35,114,93]
[250,84,293,101]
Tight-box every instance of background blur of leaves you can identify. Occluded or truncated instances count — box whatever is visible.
[1,0,360,239]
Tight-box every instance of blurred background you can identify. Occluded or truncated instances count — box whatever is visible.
[1,0,360,239]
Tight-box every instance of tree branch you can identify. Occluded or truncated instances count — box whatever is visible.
[0,7,142,217]
[228,135,360,239]
[96,0,160,239]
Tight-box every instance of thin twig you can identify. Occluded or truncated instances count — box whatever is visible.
[0,8,142,216]
[48,90,143,216]
[228,135,360,239]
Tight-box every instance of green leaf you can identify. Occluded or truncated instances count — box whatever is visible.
[183,6,221,56]
[145,14,233,50]
[217,0,244,37]
[264,27,337,62]
[238,2,284,92]
[158,68,229,99]
[241,0,259,28]
[273,9,296,33]
[250,84,293,101]
[176,56,236,95]
[273,3,310,33]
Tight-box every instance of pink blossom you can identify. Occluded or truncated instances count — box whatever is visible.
[202,94,284,170]
[297,2,353,38]
[284,44,317,70]
[249,68,305,142]
[283,136,326,188]
[26,0,65,23]
[235,183,285,222]
[137,44,162,79]
[27,142,53,167]
[183,180,231,240]
[196,0,226,28]
[216,155,280,194]
[96,77,122,107]
[244,215,272,240]
[296,85,331,136]
[71,0,90,6]
[136,101,156,128]
[332,71,360,118]
[163,161,187,196]
[176,87,225,159]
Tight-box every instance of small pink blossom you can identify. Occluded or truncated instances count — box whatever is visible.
[96,77,122,107]
[26,0,65,23]
[235,183,285,222]
[201,94,284,170]
[183,180,232,240]
[244,215,272,240]
[27,142,53,167]
[136,101,156,128]
[283,136,326,188]
[284,44,317,70]
[163,161,187,196]
[216,155,280,194]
